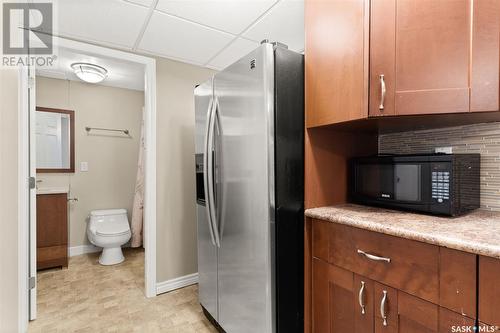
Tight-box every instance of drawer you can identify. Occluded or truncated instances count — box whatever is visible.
[329,223,439,303]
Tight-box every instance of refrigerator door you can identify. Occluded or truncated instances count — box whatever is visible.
[194,80,218,320]
[214,44,275,333]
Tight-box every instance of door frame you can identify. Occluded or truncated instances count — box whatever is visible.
[18,37,158,326]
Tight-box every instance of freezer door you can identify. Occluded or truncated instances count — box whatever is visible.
[196,203,218,318]
[195,81,212,155]
[194,80,218,319]
[214,44,275,333]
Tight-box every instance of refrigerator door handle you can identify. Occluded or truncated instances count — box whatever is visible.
[203,98,217,247]
[213,100,225,245]
[206,98,221,248]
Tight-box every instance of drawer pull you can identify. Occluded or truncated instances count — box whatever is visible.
[357,249,391,263]
[380,290,388,326]
[358,281,366,315]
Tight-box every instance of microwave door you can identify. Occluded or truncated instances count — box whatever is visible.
[356,163,394,199]
[394,164,422,202]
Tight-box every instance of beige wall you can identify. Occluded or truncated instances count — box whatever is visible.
[155,57,215,282]
[36,77,144,247]
[0,69,21,332]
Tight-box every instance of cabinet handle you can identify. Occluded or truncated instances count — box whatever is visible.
[380,290,388,326]
[379,74,386,111]
[357,249,391,263]
[358,281,366,315]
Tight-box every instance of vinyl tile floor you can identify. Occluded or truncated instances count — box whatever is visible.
[28,248,217,333]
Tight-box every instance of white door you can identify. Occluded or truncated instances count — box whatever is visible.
[28,67,37,320]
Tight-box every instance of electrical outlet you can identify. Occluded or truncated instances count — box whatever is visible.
[435,147,453,154]
[80,162,88,172]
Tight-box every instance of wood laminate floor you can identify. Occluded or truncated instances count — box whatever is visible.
[28,248,217,333]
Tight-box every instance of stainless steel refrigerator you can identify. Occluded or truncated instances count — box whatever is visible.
[194,42,304,333]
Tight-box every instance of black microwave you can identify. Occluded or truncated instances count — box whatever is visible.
[349,154,480,216]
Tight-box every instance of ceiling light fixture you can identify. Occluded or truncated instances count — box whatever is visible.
[71,62,108,84]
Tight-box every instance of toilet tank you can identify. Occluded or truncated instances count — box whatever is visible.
[89,209,128,227]
[90,209,127,218]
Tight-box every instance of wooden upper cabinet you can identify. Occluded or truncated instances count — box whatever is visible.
[370,0,470,116]
[306,0,500,126]
[305,0,369,127]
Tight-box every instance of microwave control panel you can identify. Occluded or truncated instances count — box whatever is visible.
[431,171,450,202]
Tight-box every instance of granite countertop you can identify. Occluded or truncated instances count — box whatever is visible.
[305,204,500,259]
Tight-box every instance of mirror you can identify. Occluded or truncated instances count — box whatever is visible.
[36,107,75,173]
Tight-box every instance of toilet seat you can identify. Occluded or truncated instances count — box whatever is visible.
[95,220,130,237]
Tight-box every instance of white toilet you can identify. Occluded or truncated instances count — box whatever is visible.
[87,209,131,265]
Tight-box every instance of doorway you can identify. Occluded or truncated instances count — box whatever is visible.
[19,37,157,327]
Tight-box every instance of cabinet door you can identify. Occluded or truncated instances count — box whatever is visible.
[398,292,438,333]
[37,193,67,248]
[471,0,500,112]
[305,0,369,126]
[370,0,471,116]
[479,256,500,327]
[312,259,355,333]
[438,307,475,333]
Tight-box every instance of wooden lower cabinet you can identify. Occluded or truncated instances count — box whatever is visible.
[312,258,443,333]
[308,220,500,332]
[37,193,68,269]
[309,220,487,333]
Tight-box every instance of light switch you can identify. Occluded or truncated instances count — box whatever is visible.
[80,162,88,172]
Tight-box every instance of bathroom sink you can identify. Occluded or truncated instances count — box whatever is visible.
[37,187,69,195]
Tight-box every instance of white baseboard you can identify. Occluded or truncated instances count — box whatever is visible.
[156,273,199,295]
[68,244,101,257]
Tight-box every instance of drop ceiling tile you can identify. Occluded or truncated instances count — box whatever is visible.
[208,38,259,70]
[122,0,154,7]
[138,11,235,64]
[156,0,278,34]
[243,0,304,52]
[53,0,149,48]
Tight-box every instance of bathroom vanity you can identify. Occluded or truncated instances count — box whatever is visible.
[37,188,69,270]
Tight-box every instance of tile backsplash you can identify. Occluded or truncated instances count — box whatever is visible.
[379,122,500,211]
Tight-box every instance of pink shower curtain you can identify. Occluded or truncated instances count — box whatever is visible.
[131,109,144,247]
